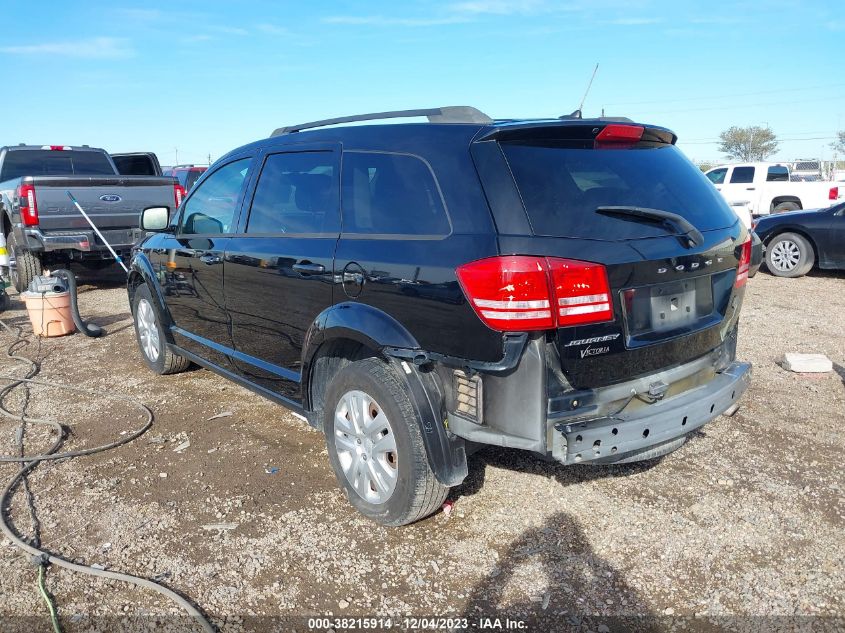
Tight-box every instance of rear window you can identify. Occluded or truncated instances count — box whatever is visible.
[184,169,205,191]
[341,152,450,236]
[112,154,157,176]
[501,143,737,240]
[766,166,789,182]
[0,150,116,181]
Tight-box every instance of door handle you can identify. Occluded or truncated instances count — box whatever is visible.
[746,187,756,190]
[292,262,325,275]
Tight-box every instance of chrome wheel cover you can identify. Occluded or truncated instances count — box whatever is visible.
[136,298,160,362]
[334,389,398,504]
[770,239,801,272]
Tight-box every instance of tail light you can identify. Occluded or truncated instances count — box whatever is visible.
[735,238,752,288]
[548,259,613,326]
[41,145,71,151]
[173,183,186,210]
[595,124,644,144]
[455,256,613,332]
[829,186,839,201]
[18,184,39,226]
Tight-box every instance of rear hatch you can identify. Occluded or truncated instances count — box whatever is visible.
[472,121,749,389]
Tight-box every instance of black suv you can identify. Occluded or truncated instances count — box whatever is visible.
[128,106,752,526]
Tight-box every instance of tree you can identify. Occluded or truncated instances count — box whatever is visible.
[718,125,779,161]
[831,130,845,155]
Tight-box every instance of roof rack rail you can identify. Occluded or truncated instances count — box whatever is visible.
[271,106,493,136]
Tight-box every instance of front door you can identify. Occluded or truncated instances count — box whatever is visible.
[720,165,758,213]
[162,156,254,363]
[225,147,340,402]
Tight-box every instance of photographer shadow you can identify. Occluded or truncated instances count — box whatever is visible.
[460,510,660,631]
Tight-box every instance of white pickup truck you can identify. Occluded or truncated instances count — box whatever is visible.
[705,162,842,218]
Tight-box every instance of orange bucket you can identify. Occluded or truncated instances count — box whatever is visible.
[21,291,76,337]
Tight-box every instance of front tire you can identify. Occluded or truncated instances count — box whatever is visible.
[323,357,448,526]
[766,232,814,278]
[132,283,191,375]
[7,231,43,293]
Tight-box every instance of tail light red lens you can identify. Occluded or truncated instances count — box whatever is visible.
[595,124,644,144]
[548,258,614,326]
[735,238,752,288]
[456,256,613,332]
[829,186,839,201]
[455,256,554,331]
[173,183,186,210]
[18,184,39,226]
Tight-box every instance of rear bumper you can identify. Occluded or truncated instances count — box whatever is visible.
[20,227,143,254]
[550,361,751,464]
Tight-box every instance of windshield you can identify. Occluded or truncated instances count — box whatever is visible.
[0,149,116,181]
[501,142,738,240]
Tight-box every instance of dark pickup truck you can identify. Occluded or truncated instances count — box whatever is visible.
[0,145,183,291]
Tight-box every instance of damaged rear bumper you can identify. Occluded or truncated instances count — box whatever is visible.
[549,361,751,464]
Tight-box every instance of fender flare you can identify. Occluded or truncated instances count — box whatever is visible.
[301,302,468,487]
[128,253,177,344]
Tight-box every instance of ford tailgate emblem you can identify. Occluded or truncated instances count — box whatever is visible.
[99,194,122,202]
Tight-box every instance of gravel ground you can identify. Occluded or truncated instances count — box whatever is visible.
[0,267,843,632]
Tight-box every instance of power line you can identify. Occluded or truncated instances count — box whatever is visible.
[603,82,845,107]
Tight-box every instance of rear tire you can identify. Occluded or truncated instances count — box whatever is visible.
[131,283,191,375]
[7,232,43,293]
[766,232,814,278]
[323,357,448,526]
[772,201,800,214]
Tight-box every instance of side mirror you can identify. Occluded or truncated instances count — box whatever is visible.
[141,206,171,232]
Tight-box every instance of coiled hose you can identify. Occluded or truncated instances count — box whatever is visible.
[51,269,103,338]
[0,318,215,632]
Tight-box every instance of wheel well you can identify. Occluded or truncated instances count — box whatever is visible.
[770,196,802,211]
[127,272,144,307]
[306,338,381,424]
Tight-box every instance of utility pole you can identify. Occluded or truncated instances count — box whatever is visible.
[207,153,212,166]
[174,147,179,164]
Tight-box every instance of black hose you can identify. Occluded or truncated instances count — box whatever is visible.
[52,269,103,338]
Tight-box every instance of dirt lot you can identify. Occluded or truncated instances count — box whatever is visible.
[0,268,843,632]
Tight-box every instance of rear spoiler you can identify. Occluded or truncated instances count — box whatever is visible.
[474,120,677,145]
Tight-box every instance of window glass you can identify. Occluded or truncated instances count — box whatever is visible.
[766,166,789,182]
[179,158,250,235]
[0,150,115,180]
[341,152,450,236]
[500,143,737,239]
[706,168,727,185]
[729,166,755,184]
[247,152,338,234]
[112,155,156,176]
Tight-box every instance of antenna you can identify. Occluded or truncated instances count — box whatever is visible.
[576,63,599,117]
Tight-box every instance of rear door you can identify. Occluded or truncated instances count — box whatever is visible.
[477,125,746,389]
[225,146,340,402]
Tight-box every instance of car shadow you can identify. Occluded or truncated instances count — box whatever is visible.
[833,363,845,386]
[459,510,660,630]
[452,445,666,500]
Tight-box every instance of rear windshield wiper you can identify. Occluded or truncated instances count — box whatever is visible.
[595,206,704,248]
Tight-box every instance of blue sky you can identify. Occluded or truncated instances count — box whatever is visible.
[0,0,841,167]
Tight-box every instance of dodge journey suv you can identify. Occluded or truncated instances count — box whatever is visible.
[129,106,752,526]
